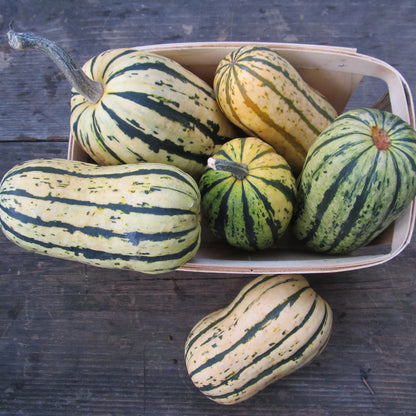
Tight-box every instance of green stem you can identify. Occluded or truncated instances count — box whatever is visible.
[7,30,103,104]
[207,157,249,180]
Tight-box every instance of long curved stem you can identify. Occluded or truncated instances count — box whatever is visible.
[8,30,103,104]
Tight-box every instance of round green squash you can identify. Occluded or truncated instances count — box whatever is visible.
[199,137,297,251]
[293,108,416,254]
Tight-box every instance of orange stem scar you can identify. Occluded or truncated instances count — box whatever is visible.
[372,126,391,150]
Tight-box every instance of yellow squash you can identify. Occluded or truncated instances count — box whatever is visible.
[214,45,338,173]
[185,274,333,404]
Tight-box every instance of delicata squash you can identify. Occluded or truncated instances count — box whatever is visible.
[214,45,338,173]
[7,30,238,179]
[0,159,201,274]
[185,274,333,404]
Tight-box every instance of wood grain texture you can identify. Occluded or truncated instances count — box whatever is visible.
[0,1,415,415]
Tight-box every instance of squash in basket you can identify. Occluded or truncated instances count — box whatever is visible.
[293,108,416,254]
[199,137,297,251]
[7,30,238,179]
[214,45,338,173]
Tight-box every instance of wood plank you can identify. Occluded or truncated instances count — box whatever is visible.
[0,1,416,415]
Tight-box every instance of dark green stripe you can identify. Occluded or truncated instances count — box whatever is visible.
[373,149,405,230]
[92,107,127,164]
[0,211,199,265]
[1,188,196,217]
[249,174,297,206]
[324,151,382,252]
[101,49,136,78]
[248,147,276,164]
[105,58,214,98]
[391,144,416,172]
[88,53,100,79]
[299,145,373,247]
[199,294,319,393]
[199,173,231,196]
[366,106,381,127]
[240,180,258,248]
[212,180,235,240]
[70,102,127,164]
[2,164,196,191]
[185,275,300,356]
[102,92,219,160]
[70,96,86,112]
[214,150,233,162]
[0,203,196,243]
[113,89,222,140]
[70,105,91,151]
[188,286,310,379]
[304,131,371,170]
[244,178,286,246]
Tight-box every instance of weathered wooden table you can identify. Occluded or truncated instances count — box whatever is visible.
[1,1,415,415]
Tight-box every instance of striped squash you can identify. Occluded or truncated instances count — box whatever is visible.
[185,274,333,405]
[70,49,238,178]
[213,45,338,173]
[8,31,238,179]
[0,159,201,274]
[293,108,416,254]
[199,137,297,251]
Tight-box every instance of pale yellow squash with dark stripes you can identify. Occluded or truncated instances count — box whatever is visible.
[8,30,238,179]
[214,45,338,173]
[0,159,201,274]
[185,274,333,404]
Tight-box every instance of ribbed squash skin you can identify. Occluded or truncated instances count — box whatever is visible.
[199,137,297,251]
[71,49,238,178]
[293,108,416,254]
[185,274,333,405]
[0,159,201,274]
[213,45,338,173]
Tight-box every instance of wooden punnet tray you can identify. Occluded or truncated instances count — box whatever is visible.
[67,42,416,274]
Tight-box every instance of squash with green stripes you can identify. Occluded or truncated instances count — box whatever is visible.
[213,45,338,173]
[184,273,333,405]
[0,158,201,274]
[293,108,416,254]
[199,137,297,251]
[8,30,238,179]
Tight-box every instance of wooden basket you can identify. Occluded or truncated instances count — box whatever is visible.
[67,42,416,274]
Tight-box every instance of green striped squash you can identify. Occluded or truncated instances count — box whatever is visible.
[71,49,238,178]
[185,274,333,405]
[213,45,338,173]
[7,31,238,179]
[0,159,201,274]
[199,137,297,251]
[293,108,416,254]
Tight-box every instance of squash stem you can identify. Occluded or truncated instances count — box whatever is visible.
[7,30,103,104]
[371,126,391,150]
[207,157,248,180]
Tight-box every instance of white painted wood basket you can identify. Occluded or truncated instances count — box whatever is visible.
[67,42,416,274]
